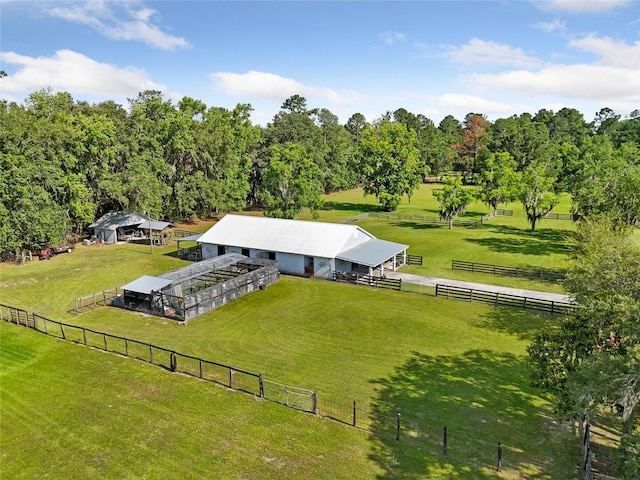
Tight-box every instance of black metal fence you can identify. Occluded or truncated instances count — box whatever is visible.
[332,270,402,291]
[452,260,565,282]
[435,284,576,315]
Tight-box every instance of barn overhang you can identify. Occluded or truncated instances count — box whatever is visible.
[336,239,408,275]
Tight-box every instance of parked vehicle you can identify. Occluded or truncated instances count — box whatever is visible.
[37,245,74,260]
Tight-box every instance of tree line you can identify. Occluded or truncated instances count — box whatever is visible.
[1,89,639,257]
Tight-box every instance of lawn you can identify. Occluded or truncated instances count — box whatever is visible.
[298,184,576,292]
[0,321,387,480]
[0,186,583,478]
[1,263,579,478]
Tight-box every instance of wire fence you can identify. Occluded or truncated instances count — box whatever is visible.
[2,302,574,477]
[0,303,316,413]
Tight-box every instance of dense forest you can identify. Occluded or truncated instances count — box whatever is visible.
[1,88,639,258]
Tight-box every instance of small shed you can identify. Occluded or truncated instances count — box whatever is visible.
[138,220,176,246]
[88,212,148,244]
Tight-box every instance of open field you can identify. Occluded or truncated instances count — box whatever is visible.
[2,259,579,476]
[299,184,576,293]
[1,321,387,479]
[0,185,585,478]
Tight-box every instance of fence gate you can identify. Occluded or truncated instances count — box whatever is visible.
[262,380,317,414]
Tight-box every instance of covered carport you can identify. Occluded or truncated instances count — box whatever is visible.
[336,239,409,277]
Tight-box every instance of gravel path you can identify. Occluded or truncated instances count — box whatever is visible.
[384,271,574,304]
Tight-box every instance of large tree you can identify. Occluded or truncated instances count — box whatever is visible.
[356,121,425,211]
[475,152,521,214]
[527,217,640,478]
[518,157,560,231]
[432,174,475,229]
[258,142,323,219]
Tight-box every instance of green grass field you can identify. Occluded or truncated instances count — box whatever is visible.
[300,184,576,293]
[0,185,584,478]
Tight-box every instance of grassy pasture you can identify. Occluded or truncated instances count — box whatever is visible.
[0,321,387,479]
[299,184,576,292]
[0,185,583,478]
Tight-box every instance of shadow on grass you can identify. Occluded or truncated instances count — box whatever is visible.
[367,350,576,479]
[321,201,382,214]
[476,309,557,341]
[464,226,573,257]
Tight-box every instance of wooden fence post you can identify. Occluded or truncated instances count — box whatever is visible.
[497,442,502,471]
[149,344,153,363]
[229,369,233,389]
[353,400,357,427]
[443,426,448,456]
[170,352,177,372]
[396,413,401,441]
[199,359,203,379]
[82,328,87,345]
[103,334,108,351]
[60,323,66,340]
[258,374,263,397]
[125,339,129,356]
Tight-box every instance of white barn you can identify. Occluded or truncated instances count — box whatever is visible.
[197,214,409,279]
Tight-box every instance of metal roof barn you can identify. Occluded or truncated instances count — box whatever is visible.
[197,214,374,258]
[197,214,409,279]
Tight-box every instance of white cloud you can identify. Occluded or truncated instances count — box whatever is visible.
[570,35,640,68]
[467,35,639,102]
[379,31,406,45]
[48,1,189,50]
[210,70,368,108]
[533,18,566,33]
[211,71,312,100]
[428,93,533,117]
[470,64,639,100]
[446,38,541,68]
[0,50,166,99]
[532,0,633,13]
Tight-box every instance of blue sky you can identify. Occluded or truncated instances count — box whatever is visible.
[1,0,638,126]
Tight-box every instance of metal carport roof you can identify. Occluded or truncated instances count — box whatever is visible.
[175,233,202,242]
[336,239,408,267]
[138,220,175,231]
[120,275,174,294]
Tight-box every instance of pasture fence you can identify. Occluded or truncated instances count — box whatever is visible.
[581,417,620,480]
[545,212,574,221]
[369,211,479,227]
[339,211,479,227]
[2,302,575,477]
[317,397,538,475]
[451,260,565,282]
[435,284,576,316]
[332,270,402,291]
[73,287,122,314]
[481,209,514,223]
[0,303,317,414]
[398,253,423,266]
